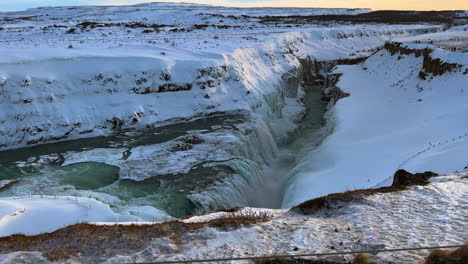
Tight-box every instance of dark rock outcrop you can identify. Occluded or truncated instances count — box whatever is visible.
[392,169,438,187]
[384,42,464,80]
[292,170,438,215]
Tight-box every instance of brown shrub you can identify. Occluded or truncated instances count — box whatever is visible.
[207,210,273,230]
[230,209,272,221]
[425,244,468,264]
[353,253,372,264]
[426,249,450,263]
[451,246,468,259]
[253,258,342,264]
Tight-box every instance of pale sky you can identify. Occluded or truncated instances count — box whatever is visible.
[0,0,467,11]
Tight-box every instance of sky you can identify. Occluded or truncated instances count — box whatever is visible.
[0,0,467,11]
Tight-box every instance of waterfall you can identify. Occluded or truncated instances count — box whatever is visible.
[184,70,306,212]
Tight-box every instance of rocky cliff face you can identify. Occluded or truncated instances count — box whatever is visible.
[384,42,465,80]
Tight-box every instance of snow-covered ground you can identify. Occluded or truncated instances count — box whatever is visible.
[0,195,118,237]
[0,3,467,262]
[0,173,466,263]
[110,174,467,264]
[394,26,468,52]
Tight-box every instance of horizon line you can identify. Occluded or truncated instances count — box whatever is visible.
[0,1,467,12]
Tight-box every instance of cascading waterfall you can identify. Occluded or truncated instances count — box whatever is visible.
[187,79,334,212]
[186,85,296,212]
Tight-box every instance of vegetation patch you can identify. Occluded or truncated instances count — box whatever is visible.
[0,210,272,263]
[253,253,371,264]
[253,259,343,264]
[425,244,468,264]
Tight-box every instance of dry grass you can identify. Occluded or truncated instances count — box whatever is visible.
[228,209,273,221]
[353,253,372,264]
[182,206,243,219]
[425,244,468,264]
[208,210,273,230]
[253,258,342,264]
[0,211,273,263]
[252,253,372,264]
[291,170,438,214]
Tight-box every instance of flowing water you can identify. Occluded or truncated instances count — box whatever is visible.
[0,86,328,219]
[0,115,248,218]
[249,85,328,208]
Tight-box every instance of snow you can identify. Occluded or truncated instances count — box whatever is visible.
[0,2,442,153]
[283,43,468,207]
[0,23,442,150]
[103,174,468,264]
[0,3,466,254]
[0,174,465,263]
[1,2,371,21]
[394,28,468,53]
[0,195,117,237]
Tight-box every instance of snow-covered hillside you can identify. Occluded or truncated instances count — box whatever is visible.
[282,36,468,207]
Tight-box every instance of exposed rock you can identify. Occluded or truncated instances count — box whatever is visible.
[0,179,19,191]
[292,169,439,215]
[158,83,192,92]
[423,55,463,76]
[384,42,432,57]
[392,169,438,187]
[107,117,124,130]
[179,134,204,145]
[384,42,464,79]
[170,142,193,152]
